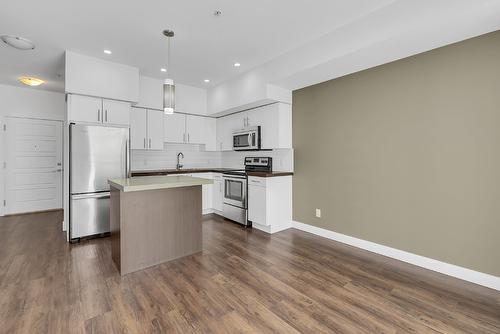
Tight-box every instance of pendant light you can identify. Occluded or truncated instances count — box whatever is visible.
[163,29,175,114]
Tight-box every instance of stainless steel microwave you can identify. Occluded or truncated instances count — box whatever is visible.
[232,126,261,151]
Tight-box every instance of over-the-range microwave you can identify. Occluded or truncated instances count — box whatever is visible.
[233,126,261,151]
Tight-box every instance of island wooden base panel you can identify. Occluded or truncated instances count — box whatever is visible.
[111,186,202,275]
[1,210,499,333]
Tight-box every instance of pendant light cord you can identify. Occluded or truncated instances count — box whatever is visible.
[167,36,170,77]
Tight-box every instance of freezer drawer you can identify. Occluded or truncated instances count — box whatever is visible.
[70,192,110,240]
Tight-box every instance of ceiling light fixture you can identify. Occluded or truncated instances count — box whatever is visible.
[1,35,35,50]
[162,29,175,115]
[160,68,167,72]
[234,62,241,67]
[204,79,210,83]
[104,49,112,54]
[18,76,45,86]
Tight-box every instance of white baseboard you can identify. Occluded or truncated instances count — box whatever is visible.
[253,222,292,234]
[292,220,500,291]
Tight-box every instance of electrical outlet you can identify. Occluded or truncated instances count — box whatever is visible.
[315,208,321,218]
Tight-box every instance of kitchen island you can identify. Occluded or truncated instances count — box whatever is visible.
[108,175,213,275]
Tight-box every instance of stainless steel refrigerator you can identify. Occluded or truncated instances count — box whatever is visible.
[69,124,129,241]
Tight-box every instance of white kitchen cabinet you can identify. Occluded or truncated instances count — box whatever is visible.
[68,95,102,124]
[248,184,266,224]
[131,108,164,150]
[147,109,164,150]
[212,174,223,212]
[102,99,131,126]
[164,113,186,143]
[137,76,163,110]
[130,108,147,149]
[185,115,205,144]
[247,175,292,234]
[190,173,213,214]
[164,113,216,150]
[65,51,139,103]
[215,102,292,151]
[68,94,131,126]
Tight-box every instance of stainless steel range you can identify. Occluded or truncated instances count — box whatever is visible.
[222,157,272,226]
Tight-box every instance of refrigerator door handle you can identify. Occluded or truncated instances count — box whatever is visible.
[72,192,110,200]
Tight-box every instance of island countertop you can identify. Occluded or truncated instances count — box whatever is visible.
[108,175,213,192]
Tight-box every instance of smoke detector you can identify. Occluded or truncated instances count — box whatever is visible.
[213,10,222,17]
[1,35,35,50]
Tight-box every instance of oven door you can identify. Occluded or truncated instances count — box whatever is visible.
[223,175,247,208]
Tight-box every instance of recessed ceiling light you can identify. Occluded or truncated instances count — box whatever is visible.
[18,76,45,86]
[161,68,167,72]
[234,62,241,67]
[1,35,35,50]
[103,49,112,54]
[204,79,210,83]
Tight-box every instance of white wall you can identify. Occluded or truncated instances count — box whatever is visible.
[0,84,66,216]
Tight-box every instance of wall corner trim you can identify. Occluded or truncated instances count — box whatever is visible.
[291,220,500,291]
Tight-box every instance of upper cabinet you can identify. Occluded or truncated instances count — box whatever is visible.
[164,114,216,151]
[65,51,139,103]
[176,84,207,116]
[137,76,163,110]
[68,94,130,126]
[216,102,292,151]
[136,76,208,115]
[130,107,164,150]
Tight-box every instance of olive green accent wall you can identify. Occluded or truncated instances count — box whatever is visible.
[293,30,500,277]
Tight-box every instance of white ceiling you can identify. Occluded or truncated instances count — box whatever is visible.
[1,0,499,95]
[0,0,395,92]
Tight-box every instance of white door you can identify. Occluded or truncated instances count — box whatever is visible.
[248,184,267,225]
[164,113,186,143]
[130,108,147,149]
[212,179,223,211]
[68,94,102,124]
[147,109,164,150]
[4,118,63,214]
[185,115,205,144]
[103,99,130,126]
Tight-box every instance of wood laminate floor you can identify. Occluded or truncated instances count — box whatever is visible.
[0,210,499,333]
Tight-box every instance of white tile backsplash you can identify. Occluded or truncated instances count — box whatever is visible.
[220,149,294,171]
[131,143,220,170]
[131,144,293,172]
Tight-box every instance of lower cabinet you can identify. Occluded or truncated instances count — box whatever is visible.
[248,176,292,234]
[212,174,223,212]
[190,173,214,214]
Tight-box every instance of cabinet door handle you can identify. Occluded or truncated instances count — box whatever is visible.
[183,133,186,142]
[105,110,108,122]
[144,138,146,148]
[188,133,190,142]
[149,138,151,148]
[97,109,100,122]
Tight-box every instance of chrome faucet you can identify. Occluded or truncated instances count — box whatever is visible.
[176,152,184,170]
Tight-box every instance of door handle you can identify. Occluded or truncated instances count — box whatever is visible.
[188,133,190,142]
[105,110,108,122]
[98,109,100,122]
[149,138,151,148]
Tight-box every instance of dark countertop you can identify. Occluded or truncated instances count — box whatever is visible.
[131,169,293,178]
[246,171,294,178]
